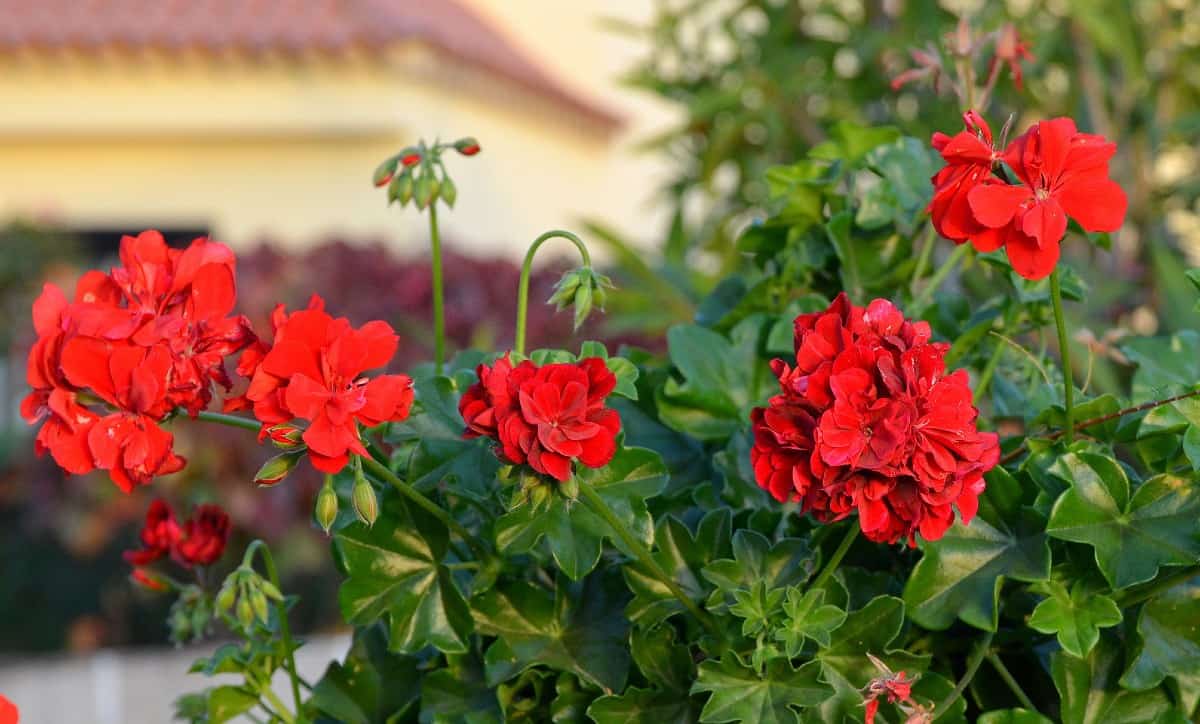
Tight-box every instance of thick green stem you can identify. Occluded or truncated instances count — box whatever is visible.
[260,686,297,724]
[193,409,262,432]
[514,230,592,356]
[913,243,970,309]
[243,540,303,719]
[429,203,446,374]
[936,631,995,721]
[1049,269,1075,443]
[576,484,722,639]
[909,224,937,296]
[986,651,1037,712]
[974,334,1006,401]
[359,455,489,560]
[809,524,859,592]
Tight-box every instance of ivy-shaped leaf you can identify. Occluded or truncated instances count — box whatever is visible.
[776,588,846,655]
[310,625,420,724]
[1121,575,1200,690]
[1053,635,1176,724]
[471,572,631,693]
[702,530,816,614]
[1046,454,1200,589]
[334,495,473,655]
[624,511,732,627]
[904,467,1051,630]
[493,446,668,580]
[808,595,929,724]
[1027,581,1122,658]
[692,655,831,724]
[656,320,770,441]
[588,687,697,724]
[420,653,502,723]
[630,623,695,692]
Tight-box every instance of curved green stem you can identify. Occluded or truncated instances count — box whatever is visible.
[985,651,1037,712]
[260,686,297,724]
[428,203,446,374]
[576,484,722,640]
[1049,269,1075,443]
[909,223,937,296]
[193,409,262,432]
[974,333,1006,401]
[913,243,970,309]
[243,540,303,718]
[359,455,489,560]
[809,523,859,592]
[515,230,592,356]
[936,631,994,720]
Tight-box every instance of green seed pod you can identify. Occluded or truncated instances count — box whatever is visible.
[352,476,378,527]
[315,483,338,535]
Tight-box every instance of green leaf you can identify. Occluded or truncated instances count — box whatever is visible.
[904,467,1051,630]
[1027,581,1122,658]
[656,319,769,441]
[494,447,668,580]
[630,623,695,692]
[1121,574,1200,690]
[334,495,473,655]
[588,687,697,724]
[1123,331,1200,400]
[1046,454,1200,589]
[809,595,928,724]
[624,511,731,627]
[471,572,631,692]
[311,625,420,724]
[810,122,901,165]
[977,711,1056,724]
[1053,635,1175,724]
[206,686,258,724]
[775,588,846,655]
[702,530,815,613]
[420,654,502,724]
[692,656,831,724]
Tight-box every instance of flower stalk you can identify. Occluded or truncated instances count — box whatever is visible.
[809,523,859,592]
[576,483,722,640]
[1049,268,1075,443]
[241,540,303,718]
[514,230,593,356]
[428,202,447,374]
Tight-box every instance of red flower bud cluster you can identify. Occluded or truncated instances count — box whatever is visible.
[862,656,922,724]
[22,231,256,492]
[232,295,414,473]
[459,355,620,481]
[750,294,999,546]
[930,111,1127,279]
[125,498,231,574]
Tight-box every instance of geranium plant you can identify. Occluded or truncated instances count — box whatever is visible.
[18,22,1200,724]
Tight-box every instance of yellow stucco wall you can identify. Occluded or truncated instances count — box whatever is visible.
[0,1,677,257]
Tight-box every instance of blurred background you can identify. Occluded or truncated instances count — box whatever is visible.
[2,0,1199,720]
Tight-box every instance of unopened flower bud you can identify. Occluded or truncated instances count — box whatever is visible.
[315,482,339,534]
[352,475,378,526]
[130,568,168,592]
[440,174,457,207]
[250,589,270,625]
[254,452,301,486]
[401,151,422,166]
[266,424,304,451]
[414,173,435,210]
[236,596,256,631]
[373,154,401,187]
[215,583,237,614]
[259,579,284,602]
[454,137,481,156]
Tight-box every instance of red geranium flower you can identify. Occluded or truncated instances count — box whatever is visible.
[124,499,183,566]
[967,117,1127,279]
[459,355,621,482]
[750,294,998,546]
[243,296,414,473]
[175,504,231,567]
[929,111,1000,246]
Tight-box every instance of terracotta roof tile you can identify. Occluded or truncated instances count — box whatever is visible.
[0,0,620,127]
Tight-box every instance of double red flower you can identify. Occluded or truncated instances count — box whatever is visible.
[459,356,620,481]
[750,294,998,545]
[237,296,414,473]
[930,112,1127,280]
[22,231,256,491]
[124,499,231,570]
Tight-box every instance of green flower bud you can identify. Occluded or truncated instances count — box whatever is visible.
[414,173,434,210]
[373,154,401,187]
[572,281,594,331]
[258,579,284,602]
[440,174,457,207]
[236,596,255,631]
[215,583,237,614]
[315,482,338,535]
[352,476,378,527]
[250,589,270,626]
[254,452,301,486]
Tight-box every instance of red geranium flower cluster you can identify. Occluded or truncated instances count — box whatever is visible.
[125,499,231,572]
[750,294,999,545]
[861,655,923,724]
[930,111,1127,280]
[233,295,414,473]
[459,355,620,481]
[22,231,256,492]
